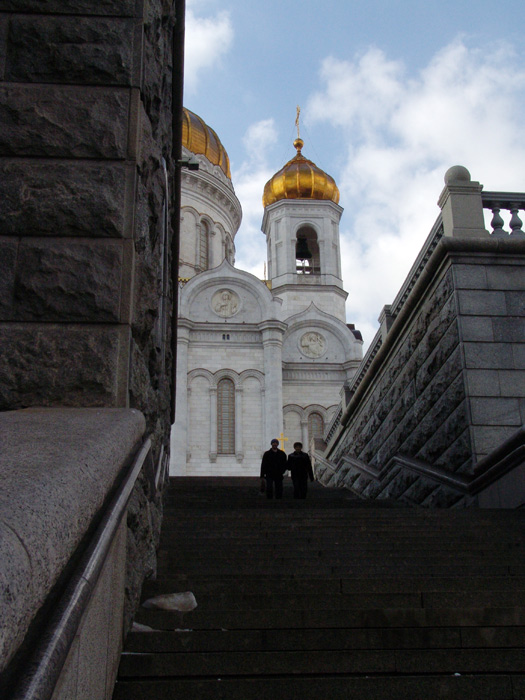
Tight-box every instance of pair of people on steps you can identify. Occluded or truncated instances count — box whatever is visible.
[260,439,314,499]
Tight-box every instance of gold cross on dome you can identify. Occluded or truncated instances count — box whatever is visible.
[295,105,301,138]
[279,433,289,450]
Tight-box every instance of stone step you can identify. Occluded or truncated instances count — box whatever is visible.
[138,590,525,611]
[142,574,525,596]
[113,673,522,700]
[134,606,525,631]
[113,477,525,700]
[125,625,525,654]
[118,646,525,678]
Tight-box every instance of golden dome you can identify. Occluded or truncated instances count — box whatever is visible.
[182,108,231,179]
[262,138,339,208]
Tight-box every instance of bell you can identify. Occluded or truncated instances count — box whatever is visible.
[296,236,312,260]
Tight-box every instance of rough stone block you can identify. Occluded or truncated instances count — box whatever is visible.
[0,324,127,409]
[12,240,123,322]
[463,342,514,370]
[401,374,466,458]
[470,397,522,426]
[5,16,139,86]
[466,369,500,397]
[505,290,525,316]
[434,429,473,475]
[417,400,469,469]
[0,1,139,15]
[492,317,525,343]
[0,160,134,238]
[0,85,130,158]
[472,425,518,460]
[0,16,7,79]
[415,322,460,395]
[487,265,525,290]
[459,316,494,342]
[513,344,525,369]
[0,238,17,319]
[453,264,488,289]
[457,289,507,316]
[499,370,525,397]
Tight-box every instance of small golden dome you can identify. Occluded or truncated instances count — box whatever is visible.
[262,138,339,207]
[182,108,231,179]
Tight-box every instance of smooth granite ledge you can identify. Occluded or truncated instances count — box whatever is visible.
[0,407,146,673]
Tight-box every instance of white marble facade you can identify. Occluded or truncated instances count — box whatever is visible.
[170,118,363,476]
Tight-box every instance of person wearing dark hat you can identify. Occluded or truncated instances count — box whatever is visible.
[260,438,287,499]
[287,442,314,499]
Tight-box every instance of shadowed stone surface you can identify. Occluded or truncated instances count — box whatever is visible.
[113,477,525,699]
[0,324,124,409]
[0,408,145,675]
[12,240,123,322]
[0,238,16,317]
[0,161,133,238]
[4,16,138,85]
[0,85,130,158]
[0,1,138,15]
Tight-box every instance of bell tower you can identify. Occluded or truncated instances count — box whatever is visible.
[261,137,348,322]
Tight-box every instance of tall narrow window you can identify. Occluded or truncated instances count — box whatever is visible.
[308,412,324,441]
[217,378,235,454]
[199,221,209,271]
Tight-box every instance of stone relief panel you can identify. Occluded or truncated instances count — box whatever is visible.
[211,289,240,318]
[299,331,326,358]
[282,326,345,363]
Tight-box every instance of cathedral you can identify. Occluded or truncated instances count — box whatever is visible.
[170,109,363,475]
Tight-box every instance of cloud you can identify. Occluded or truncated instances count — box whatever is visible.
[232,119,278,275]
[184,2,233,93]
[307,39,525,348]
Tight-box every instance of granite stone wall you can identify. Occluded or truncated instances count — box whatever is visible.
[0,0,179,674]
[324,239,525,507]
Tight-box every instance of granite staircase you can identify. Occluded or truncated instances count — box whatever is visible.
[113,477,525,699]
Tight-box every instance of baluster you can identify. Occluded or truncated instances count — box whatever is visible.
[489,205,507,237]
[509,206,525,238]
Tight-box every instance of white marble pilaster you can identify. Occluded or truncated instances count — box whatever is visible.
[235,386,244,463]
[209,386,217,462]
[259,320,286,446]
[169,322,191,475]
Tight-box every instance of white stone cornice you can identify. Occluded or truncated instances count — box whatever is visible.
[182,163,242,234]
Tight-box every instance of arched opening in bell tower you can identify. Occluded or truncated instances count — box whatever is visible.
[295,225,320,275]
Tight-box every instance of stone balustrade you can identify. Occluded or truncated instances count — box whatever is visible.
[483,192,525,237]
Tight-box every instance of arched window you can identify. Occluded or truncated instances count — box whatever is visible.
[295,225,320,275]
[308,412,324,441]
[217,378,235,454]
[199,220,209,271]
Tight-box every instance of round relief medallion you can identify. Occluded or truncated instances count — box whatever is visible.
[299,331,326,358]
[212,289,240,318]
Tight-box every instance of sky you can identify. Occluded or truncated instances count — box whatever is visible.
[183,0,525,349]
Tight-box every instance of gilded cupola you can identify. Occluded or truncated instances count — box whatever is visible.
[262,138,340,208]
[182,107,231,179]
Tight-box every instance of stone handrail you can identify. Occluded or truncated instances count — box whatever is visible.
[0,408,147,697]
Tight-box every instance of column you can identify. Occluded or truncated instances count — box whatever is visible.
[169,321,191,475]
[235,386,244,463]
[259,321,287,446]
[209,386,217,463]
[301,419,308,451]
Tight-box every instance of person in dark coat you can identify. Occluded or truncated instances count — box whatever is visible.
[287,442,314,499]
[260,439,287,499]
